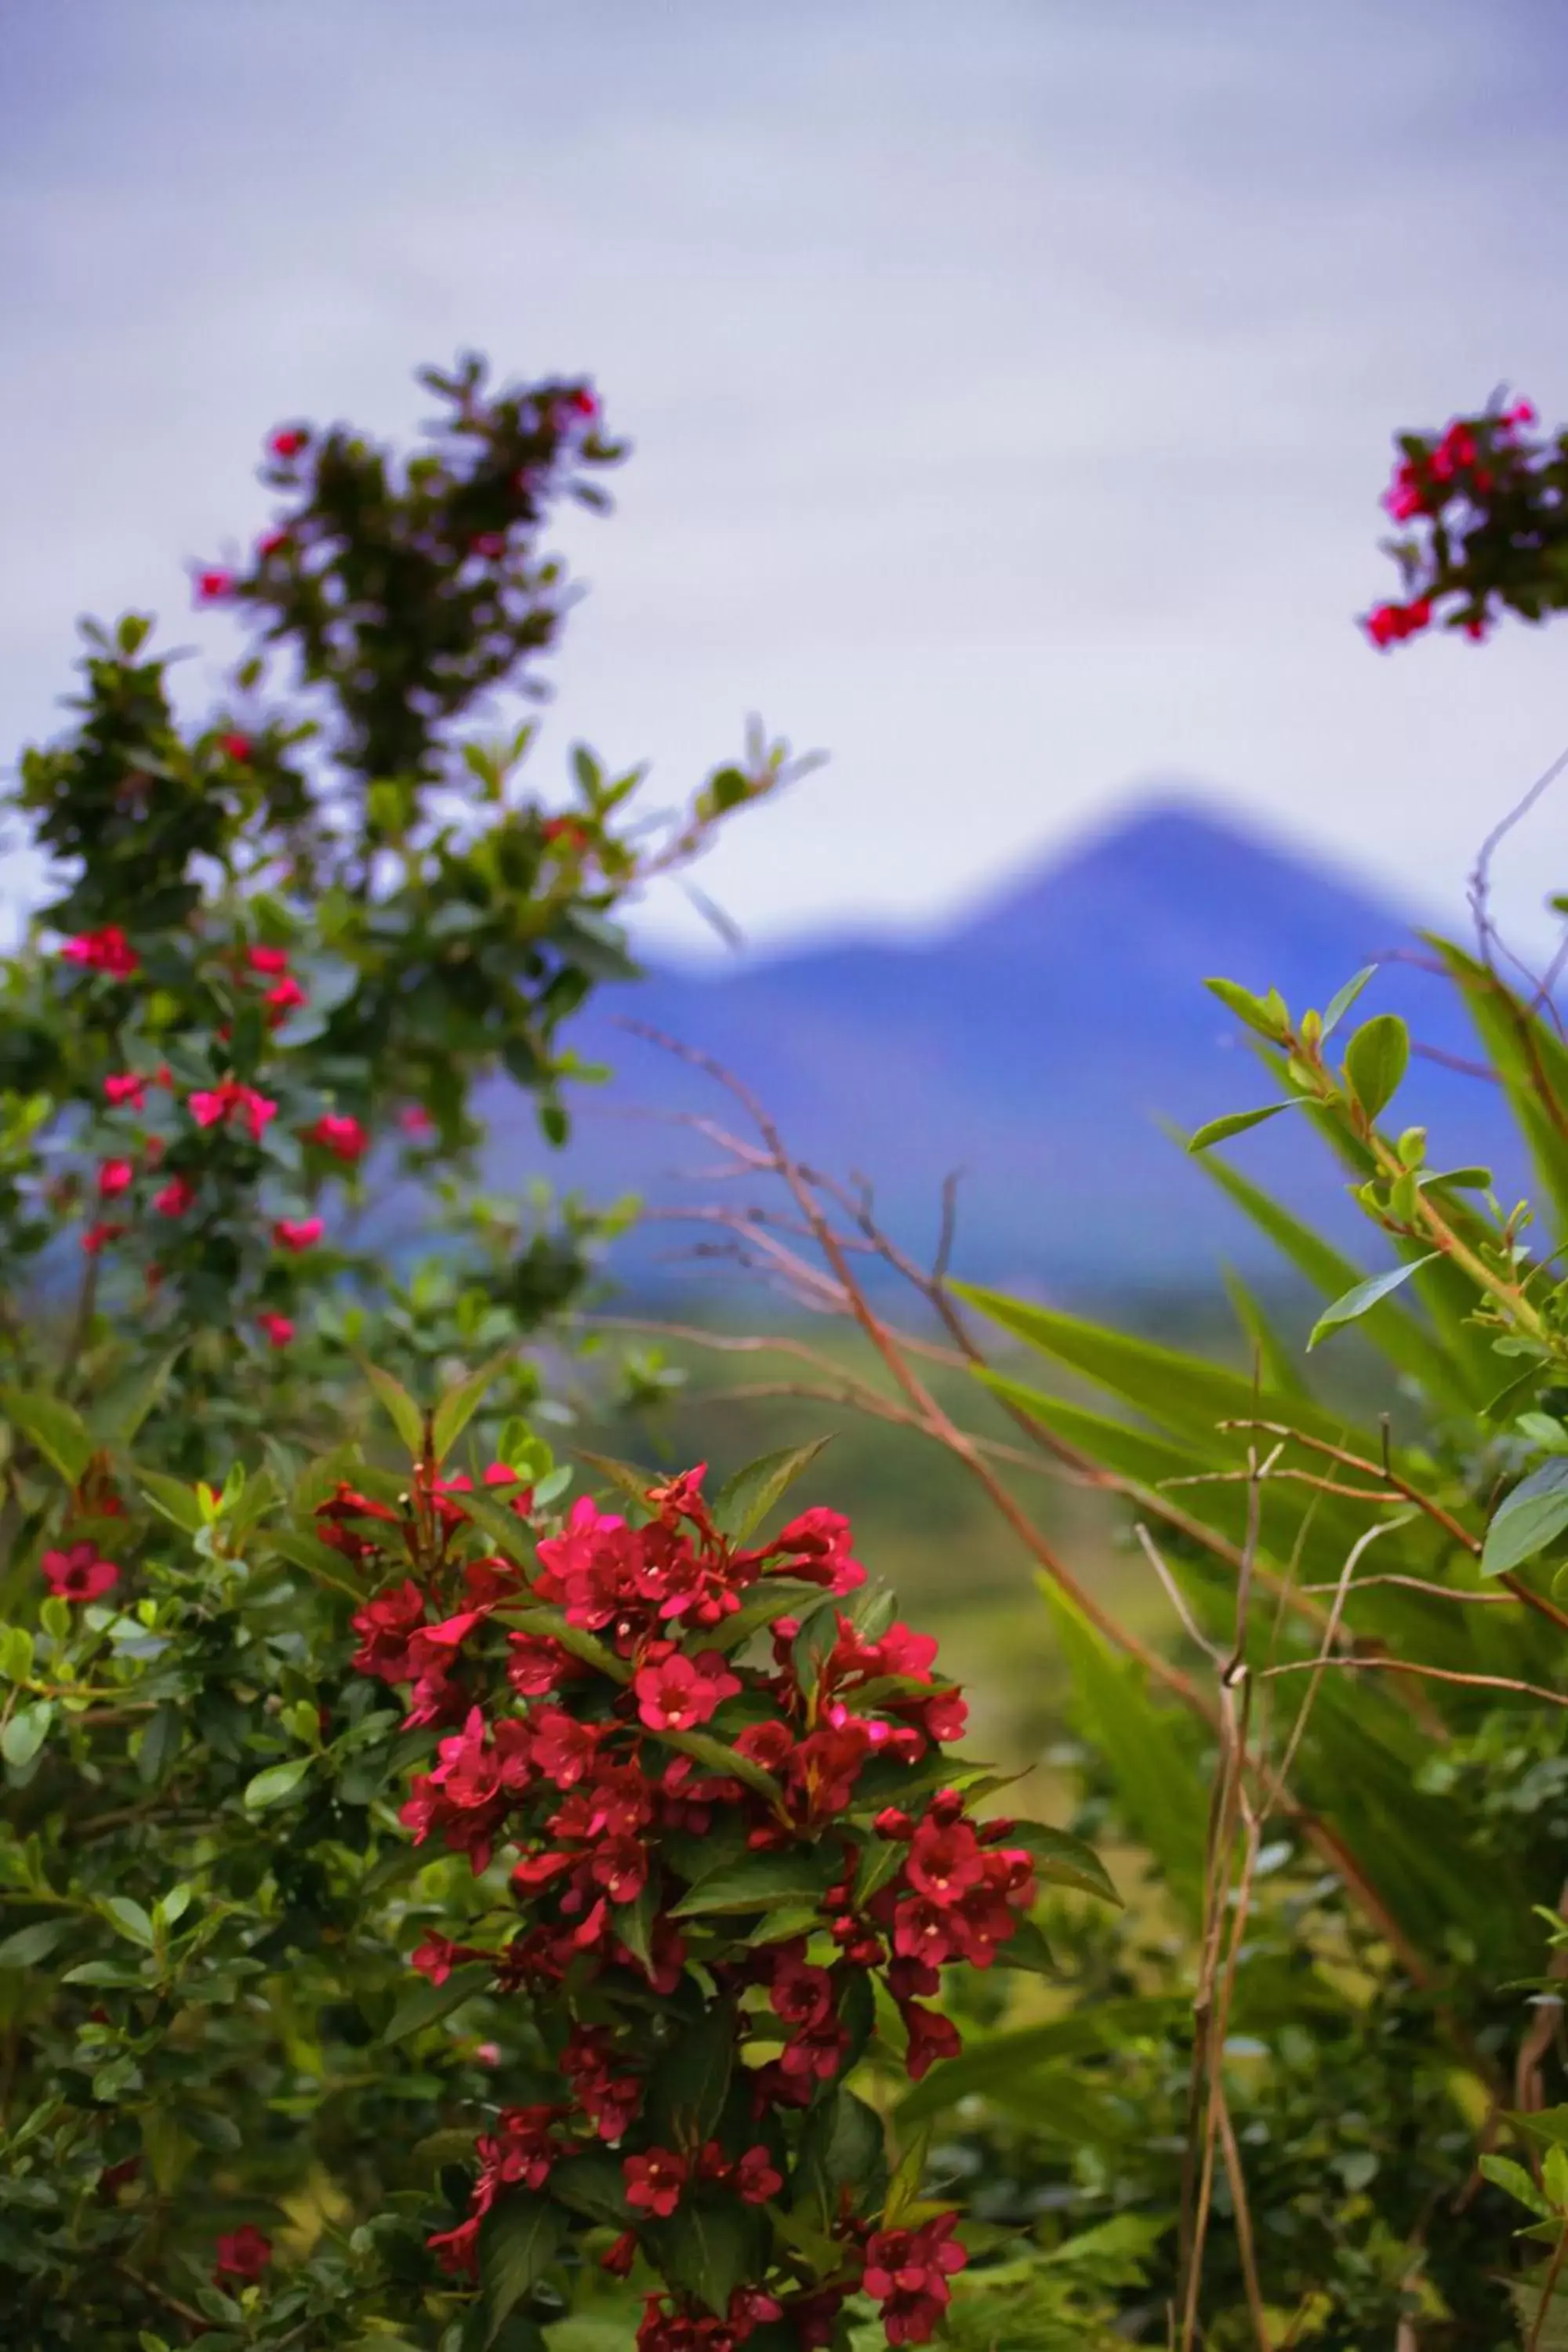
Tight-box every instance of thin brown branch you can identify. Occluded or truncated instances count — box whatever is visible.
[1261,1656,1568,1708]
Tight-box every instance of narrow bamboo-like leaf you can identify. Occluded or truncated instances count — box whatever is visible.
[1320,964,1378,1040]
[895,1998,1185,2123]
[1481,1459,1568,1577]
[1187,1102,1301,1152]
[361,1363,426,1455]
[0,1386,92,1485]
[712,1436,833,1542]
[1221,1267,1308,1399]
[1307,1255,1442,1350]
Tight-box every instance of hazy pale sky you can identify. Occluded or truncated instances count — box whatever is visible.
[4,0,1568,959]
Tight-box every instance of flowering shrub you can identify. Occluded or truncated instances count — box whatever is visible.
[321,1426,1105,2351]
[1363,392,1567,648]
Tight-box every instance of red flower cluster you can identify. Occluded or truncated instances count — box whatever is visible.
[339,1456,1067,2344]
[307,1112,369,1163]
[213,2224,272,2282]
[60,924,139,978]
[1365,396,1545,652]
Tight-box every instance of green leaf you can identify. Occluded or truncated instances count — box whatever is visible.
[645,2006,735,2145]
[241,1756,312,1810]
[0,1387,92,1485]
[136,1471,205,1534]
[990,1916,1056,1975]
[712,1438,834,1543]
[1306,1254,1443,1350]
[432,1350,516,1465]
[651,1727,784,1806]
[1187,1102,1301,1152]
[361,1363,426,1454]
[477,2192,564,2343]
[2,1701,54,1769]
[1343,1011,1410,1120]
[498,1602,629,1683]
[1204,977,1288,1040]
[651,2199,765,2317]
[1320,964,1378,1040]
[797,2086,888,2220]
[1481,1459,1568,1577]
[548,2151,631,2226]
[572,1448,653,1515]
[0,1918,71,1968]
[1479,2154,1556,2220]
[384,1961,494,2044]
[103,1896,154,1947]
[670,1849,833,1918]
[136,1704,183,1788]
[1005,1820,1120,1906]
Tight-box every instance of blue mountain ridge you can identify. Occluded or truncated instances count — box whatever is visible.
[474,797,1530,1301]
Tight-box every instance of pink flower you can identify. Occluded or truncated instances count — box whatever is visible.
[188,1088,230,1129]
[213,2225,272,2281]
[219,731,252,762]
[154,1176,198,1218]
[632,1650,739,1733]
[247,946,291,976]
[188,1081,278,1141]
[307,1112,369,1163]
[274,1217,323,1253]
[97,1159,134,1200]
[398,1104,434,1138]
[60,925,138,978]
[80,1221,124,1256]
[257,1312,294,1349]
[194,568,235,605]
[410,1933,478,1987]
[269,426,309,459]
[103,1072,147,1109]
[42,1541,119,1603]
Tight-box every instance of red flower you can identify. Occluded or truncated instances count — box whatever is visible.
[154,1176,198,1218]
[256,1312,294,1349]
[568,387,599,419]
[398,1103,434,1137]
[269,426,309,459]
[862,2212,967,2346]
[733,2143,783,2204]
[97,1158,134,1200]
[623,2147,688,2218]
[265,975,307,1018]
[410,1933,480,1987]
[247,946,291,976]
[1363,597,1432,651]
[195,568,235,604]
[601,2230,639,2278]
[633,1650,740,1733]
[307,1112,369,1163]
[900,1999,962,2081]
[213,2224,272,2282]
[103,1072,147,1109]
[60,925,139,978]
[80,1221,125,1256]
[274,1216,324,1252]
[220,731,252,762]
[42,1541,119,1603]
[258,528,290,559]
